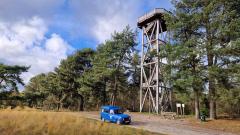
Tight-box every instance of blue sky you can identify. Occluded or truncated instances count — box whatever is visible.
[0,0,173,83]
[47,0,173,49]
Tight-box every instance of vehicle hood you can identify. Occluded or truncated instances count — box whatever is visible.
[114,113,130,118]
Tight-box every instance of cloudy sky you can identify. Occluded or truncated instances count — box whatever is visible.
[0,0,172,84]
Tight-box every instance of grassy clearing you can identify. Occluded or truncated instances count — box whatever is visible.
[186,117,240,134]
[0,109,161,135]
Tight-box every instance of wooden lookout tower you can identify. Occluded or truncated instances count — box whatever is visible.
[138,8,172,114]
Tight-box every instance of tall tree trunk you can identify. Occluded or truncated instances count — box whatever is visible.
[169,89,173,112]
[112,75,117,105]
[205,16,217,120]
[207,52,217,119]
[77,99,81,111]
[194,89,200,119]
[57,103,59,111]
[192,58,200,119]
[209,76,216,119]
[102,80,107,104]
[79,94,84,111]
[57,93,67,111]
[60,103,63,110]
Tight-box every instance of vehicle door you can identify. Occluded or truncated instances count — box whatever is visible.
[109,109,115,122]
[101,109,109,120]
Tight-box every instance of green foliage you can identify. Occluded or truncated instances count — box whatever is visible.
[1,2,239,118]
[23,49,95,110]
[0,63,29,91]
[24,73,48,107]
[0,63,29,108]
[217,88,240,117]
[22,26,139,111]
[55,48,95,110]
[200,106,209,117]
[165,0,240,118]
[165,0,206,118]
[78,26,138,109]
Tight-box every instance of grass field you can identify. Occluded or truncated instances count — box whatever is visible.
[187,117,240,134]
[0,109,161,135]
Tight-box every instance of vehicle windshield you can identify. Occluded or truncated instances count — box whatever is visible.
[114,109,123,114]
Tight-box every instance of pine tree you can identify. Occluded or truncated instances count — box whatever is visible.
[200,0,240,119]
[0,63,29,91]
[92,26,137,105]
[55,48,94,110]
[167,0,206,119]
[169,0,240,119]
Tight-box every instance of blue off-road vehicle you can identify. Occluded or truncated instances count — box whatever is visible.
[100,106,131,125]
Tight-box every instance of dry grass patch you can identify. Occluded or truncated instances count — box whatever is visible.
[186,117,240,134]
[0,110,161,135]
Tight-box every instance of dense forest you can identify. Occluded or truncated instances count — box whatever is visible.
[0,0,240,119]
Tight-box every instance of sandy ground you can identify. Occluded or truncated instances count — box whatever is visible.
[76,111,239,135]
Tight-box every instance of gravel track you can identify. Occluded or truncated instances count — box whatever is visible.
[76,111,238,135]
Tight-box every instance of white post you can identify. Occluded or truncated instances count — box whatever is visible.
[182,104,185,116]
[176,103,181,115]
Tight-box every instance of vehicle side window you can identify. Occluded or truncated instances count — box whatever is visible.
[103,109,109,113]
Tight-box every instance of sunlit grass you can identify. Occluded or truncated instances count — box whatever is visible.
[186,117,240,134]
[0,109,161,135]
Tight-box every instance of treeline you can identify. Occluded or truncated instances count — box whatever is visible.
[21,27,140,111]
[164,0,240,119]
[0,0,240,119]
[0,64,29,107]
[0,27,138,112]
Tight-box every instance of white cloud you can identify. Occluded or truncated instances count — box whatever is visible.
[0,0,172,45]
[91,0,143,43]
[69,0,172,43]
[0,0,173,85]
[0,17,72,83]
[45,34,73,55]
[69,0,141,43]
[93,15,129,43]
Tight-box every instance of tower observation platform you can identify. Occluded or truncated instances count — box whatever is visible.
[137,8,168,31]
[138,8,172,114]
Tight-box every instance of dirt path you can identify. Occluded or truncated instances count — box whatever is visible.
[76,111,238,135]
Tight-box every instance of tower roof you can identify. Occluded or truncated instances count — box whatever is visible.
[137,8,169,30]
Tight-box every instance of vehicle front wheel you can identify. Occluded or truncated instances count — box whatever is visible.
[101,117,105,122]
[117,120,121,125]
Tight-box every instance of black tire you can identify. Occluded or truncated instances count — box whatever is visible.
[117,120,121,125]
[101,117,105,122]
